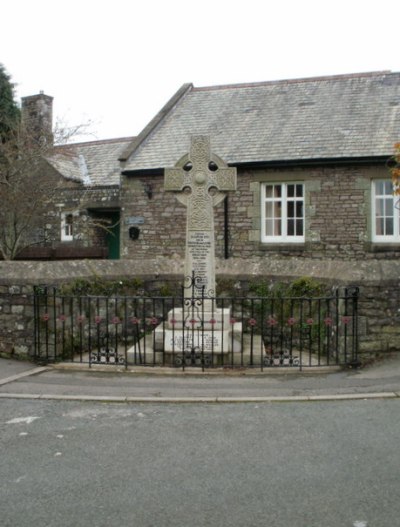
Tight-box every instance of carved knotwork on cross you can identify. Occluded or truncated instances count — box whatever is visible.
[164,136,236,230]
[164,136,237,296]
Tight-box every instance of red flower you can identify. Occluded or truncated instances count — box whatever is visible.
[94,315,102,324]
[77,315,85,324]
[324,317,333,326]
[287,317,296,326]
[170,318,177,325]
[42,313,50,322]
[342,316,352,325]
[230,318,236,325]
[58,314,67,322]
[248,318,257,327]
[306,318,314,325]
[209,318,217,325]
[112,316,121,325]
[131,317,139,325]
[267,316,278,326]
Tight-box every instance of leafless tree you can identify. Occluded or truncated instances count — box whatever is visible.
[0,119,91,260]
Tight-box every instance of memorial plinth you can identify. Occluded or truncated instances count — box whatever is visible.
[154,305,242,356]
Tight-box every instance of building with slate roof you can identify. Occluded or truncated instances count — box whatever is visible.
[16,92,134,259]
[119,71,400,268]
[18,72,400,268]
[45,137,133,259]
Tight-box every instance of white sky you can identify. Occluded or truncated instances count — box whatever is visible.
[1,0,399,141]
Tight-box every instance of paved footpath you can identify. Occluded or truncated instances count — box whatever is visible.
[1,355,400,402]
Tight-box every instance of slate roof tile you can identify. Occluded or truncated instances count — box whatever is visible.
[122,71,400,171]
[48,137,134,186]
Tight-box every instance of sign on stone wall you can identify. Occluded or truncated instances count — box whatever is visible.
[125,216,144,225]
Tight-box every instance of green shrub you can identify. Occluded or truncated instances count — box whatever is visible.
[59,277,144,297]
[249,276,326,299]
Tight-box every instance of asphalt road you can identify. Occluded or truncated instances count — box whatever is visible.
[1,398,399,527]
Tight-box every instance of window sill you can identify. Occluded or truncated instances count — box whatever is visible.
[366,243,400,253]
[259,243,306,252]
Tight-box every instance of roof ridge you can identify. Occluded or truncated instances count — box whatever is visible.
[60,136,135,148]
[119,83,193,163]
[193,71,394,92]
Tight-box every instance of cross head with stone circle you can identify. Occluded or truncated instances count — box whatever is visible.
[164,135,237,296]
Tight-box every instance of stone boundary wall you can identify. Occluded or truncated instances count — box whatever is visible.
[0,284,34,359]
[0,259,399,361]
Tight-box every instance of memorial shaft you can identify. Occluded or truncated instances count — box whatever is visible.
[164,136,236,296]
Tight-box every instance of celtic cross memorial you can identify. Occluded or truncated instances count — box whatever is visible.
[128,136,241,362]
[165,135,237,296]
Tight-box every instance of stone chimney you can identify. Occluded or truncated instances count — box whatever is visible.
[21,92,53,145]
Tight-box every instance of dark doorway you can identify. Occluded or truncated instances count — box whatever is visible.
[103,211,120,259]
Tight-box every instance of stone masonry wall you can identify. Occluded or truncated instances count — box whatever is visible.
[0,284,34,359]
[0,260,398,362]
[121,164,400,261]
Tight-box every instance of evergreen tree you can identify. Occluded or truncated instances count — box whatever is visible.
[0,63,20,142]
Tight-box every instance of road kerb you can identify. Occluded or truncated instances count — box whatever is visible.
[0,367,49,386]
[307,392,398,400]
[0,392,398,403]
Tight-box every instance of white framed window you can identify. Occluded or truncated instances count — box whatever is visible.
[261,182,305,243]
[372,180,400,242]
[61,212,74,241]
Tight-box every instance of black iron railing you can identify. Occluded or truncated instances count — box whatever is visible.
[33,281,359,370]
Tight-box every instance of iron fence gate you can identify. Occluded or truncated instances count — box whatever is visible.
[33,281,359,370]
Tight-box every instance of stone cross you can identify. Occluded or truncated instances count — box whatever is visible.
[165,136,237,296]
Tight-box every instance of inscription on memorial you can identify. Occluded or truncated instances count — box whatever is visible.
[170,332,220,352]
[164,136,236,296]
[187,231,212,287]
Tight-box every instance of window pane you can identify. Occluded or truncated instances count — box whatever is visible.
[287,185,295,198]
[295,184,303,197]
[265,219,281,236]
[287,219,294,236]
[296,219,303,236]
[265,184,282,198]
[64,214,73,237]
[287,202,294,217]
[266,201,281,219]
[383,181,393,195]
[385,218,393,235]
[384,197,393,216]
[296,202,303,217]
[265,202,274,218]
[265,219,274,236]
[375,181,385,195]
[376,218,384,235]
[265,185,273,198]
[273,202,282,218]
[375,198,384,216]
